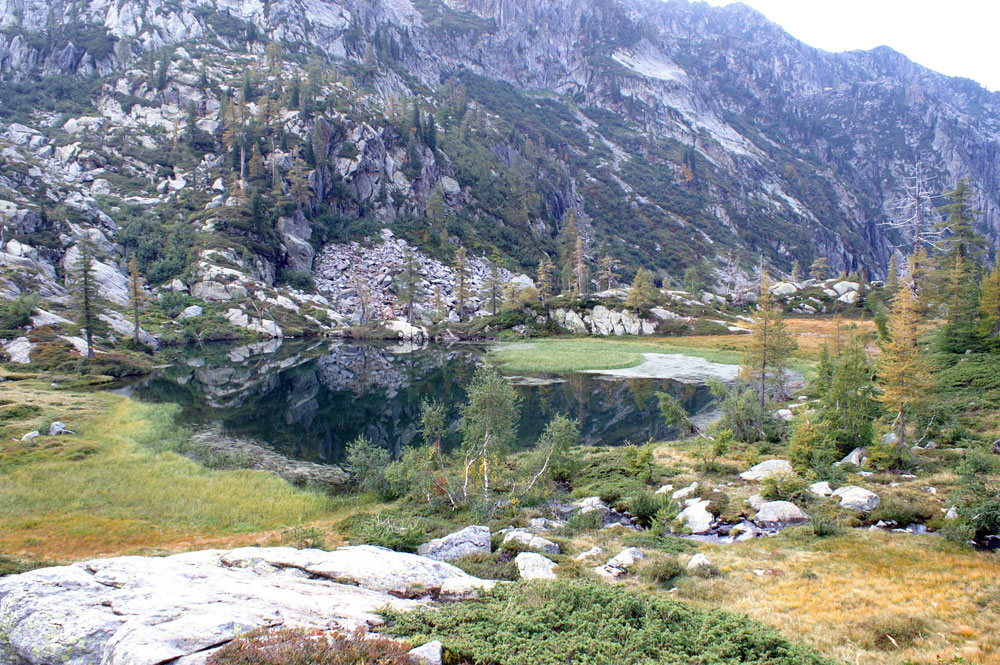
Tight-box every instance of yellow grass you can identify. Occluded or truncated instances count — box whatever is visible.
[0,378,346,561]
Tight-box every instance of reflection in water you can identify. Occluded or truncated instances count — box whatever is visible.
[119,340,717,465]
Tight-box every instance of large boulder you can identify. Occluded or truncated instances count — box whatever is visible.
[739,459,793,481]
[676,499,714,534]
[832,486,881,512]
[753,501,810,527]
[502,530,560,555]
[0,546,492,665]
[514,552,557,580]
[417,526,491,562]
[594,547,644,579]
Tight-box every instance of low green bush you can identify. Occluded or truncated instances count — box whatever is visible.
[760,474,810,504]
[870,498,927,527]
[383,581,833,665]
[452,552,518,581]
[847,612,929,651]
[350,514,426,553]
[638,557,684,587]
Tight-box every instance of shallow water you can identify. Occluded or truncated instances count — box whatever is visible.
[117,339,720,465]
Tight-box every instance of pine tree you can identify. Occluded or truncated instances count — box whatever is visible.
[819,334,878,454]
[791,260,802,283]
[877,281,930,450]
[396,246,424,328]
[483,254,503,316]
[741,277,798,410]
[937,252,982,353]
[73,241,99,359]
[453,247,470,321]
[936,178,986,263]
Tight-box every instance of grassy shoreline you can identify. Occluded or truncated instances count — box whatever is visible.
[0,373,346,562]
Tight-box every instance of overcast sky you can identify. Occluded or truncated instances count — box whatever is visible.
[700,0,1000,91]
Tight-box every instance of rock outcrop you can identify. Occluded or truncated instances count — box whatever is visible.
[417,526,491,562]
[0,546,493,665]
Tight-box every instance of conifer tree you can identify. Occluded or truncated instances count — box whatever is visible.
[819,334,878,454]
[127,255,147,347]
[537,257,554,308]
[396,246,424,327]
[741,277,798,409]
[626,268,656,312]
[885,255,899,293]
[791,260,802,283]
[73,241,99,359]
[877,281,930,449]
[572,234,588,296]
[809,256,830,280]
[979,266,1000,348]
[453,247,470,321]
[482,254,503,316]
[597,255,617,291]
[557,211,580,290]
[683,265,703,295]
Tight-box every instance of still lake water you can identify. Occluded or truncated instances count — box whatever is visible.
[118,339,717,465]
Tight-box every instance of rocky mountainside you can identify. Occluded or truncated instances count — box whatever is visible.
[0,0,997,343]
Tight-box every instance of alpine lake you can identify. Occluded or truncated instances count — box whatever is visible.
[114,338,721,467]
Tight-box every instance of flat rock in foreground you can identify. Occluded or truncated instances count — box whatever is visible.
[0,546,492,665]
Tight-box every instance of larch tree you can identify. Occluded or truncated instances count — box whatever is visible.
[979,266,1000,348]
[127,255,147,347]
[537,257,554,308]
[572,234,588,296]
[741,277,798,410]
[809,256,830,280]
[626,268,656,312]
[482,254,503,316]
[877,281,930,450]
[597,255,617,291]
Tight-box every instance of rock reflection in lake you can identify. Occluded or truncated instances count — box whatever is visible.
[119,339,718,465]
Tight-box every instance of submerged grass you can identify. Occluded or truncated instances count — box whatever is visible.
[0,378,337,561]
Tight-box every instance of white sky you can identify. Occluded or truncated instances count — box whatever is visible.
[700,0,1000,91]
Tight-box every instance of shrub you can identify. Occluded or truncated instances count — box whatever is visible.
[0,294,38,334]
[622,531,697,554]
[870,498,927,527]
[452,552,518,581]
[638,557,684,587]
[847,612,929,650]
[383,581,831,665]
[760,474,810,504]
[625,490,668,528]
[158,292,190,318]
[280,526,327,550]
[809,511,842,537]
[564,509,604,531]
[207,627,408,665]
[350,514,426,553]
[345,435,394,498]
[709,381,784,444]
[865,438,905,471]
